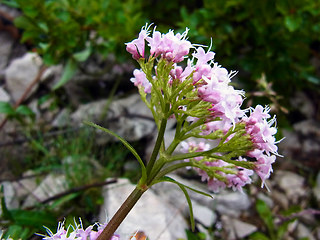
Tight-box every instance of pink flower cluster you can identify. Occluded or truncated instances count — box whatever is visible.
[41,221,119,240]
[181,105,280,191]
[127,25,280,191]
[181,141,254,193]
[126,25,193,63]
[244,105,279,187]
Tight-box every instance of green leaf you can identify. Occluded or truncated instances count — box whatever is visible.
[49,192,80,210]
[306,75,320,85]
[1,188,13,220]
[73,47,92,62]
[2,224,31,240]
[1,0,20,8]
[277,218,296,239]
[38,22,49,33]
[10,209,56,228]
[84,121,147,183]
[249,232,270,240]
[167,178,195,231]
[284,15,301,32]
[0,101,15,115]
[53,59,78,90]
[15,105,35,116]
[13,16,34,30]
[256,199,274,234]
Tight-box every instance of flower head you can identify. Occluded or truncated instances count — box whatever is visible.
[126,24,281,192]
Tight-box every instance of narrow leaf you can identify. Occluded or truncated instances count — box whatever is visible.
[84,121,147,183]
[160,176,196,231]
[1,188,13,220]
[1,0,20,8]
[10,209,56,228]
[256,199,274,233]
[53,59,77,90]
[0,101,15,115]
[2,225,31,240]
[15,105,35,116]
[73,47,92,62]
[249,232,270,240]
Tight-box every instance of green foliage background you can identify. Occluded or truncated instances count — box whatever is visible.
[3,0,320,105]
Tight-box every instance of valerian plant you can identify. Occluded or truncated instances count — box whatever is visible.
[40,24,281,240]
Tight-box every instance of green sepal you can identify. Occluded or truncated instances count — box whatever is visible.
[83,121,147,184]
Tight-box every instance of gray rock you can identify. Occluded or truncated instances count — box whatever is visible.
[313,171,320,204]
[296,223,316,240]
[71,94,155,142]
[52,108,72,127]
[0,4,21,18]
[99,178,188,240]
[0,32,14,70]
[278,129,301,158]
[0,181,19,211]
[257,193,274,208]
[272,190,289,209]
[192,201,217,227]
[214,191,252,217]
[0,87,10,102]
[274,171,305,203]
[221,216,257,240]
[11,172,38,200]
[22,174,67,208]
[290,91,315,119]
[5,53,43,102]
[151,174,214,209]
[293,119,320,137]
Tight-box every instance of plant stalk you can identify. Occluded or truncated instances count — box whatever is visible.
[146,108,169,177]
[96,186,146,240]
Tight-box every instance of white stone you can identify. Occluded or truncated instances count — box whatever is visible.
[214,191,252,217]
[0,87,10,102]
[22,174,67,208]
[52,108,72,127]
[0,32,14,70]
[275,171,305,202]
[192,201,217,227]
[296,223,316,240]
[0,181,19,210]
[99,178,188,240]
[5,53,43,102]
[151,174,214,209]
[221,216,257,239]
[71,94,155,142]
[313,172,320,202]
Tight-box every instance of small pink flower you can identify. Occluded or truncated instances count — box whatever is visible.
[146,28,193,63]
[248,149,276,187]
[126,29,149,60]
[244,105,278,155]
[193,47,215,66]
[130,69,152,93]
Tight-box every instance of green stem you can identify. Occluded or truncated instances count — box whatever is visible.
[96,186,146,240]
[146,105,169,177]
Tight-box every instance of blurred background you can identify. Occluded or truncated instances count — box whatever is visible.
[0,0,319,239]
